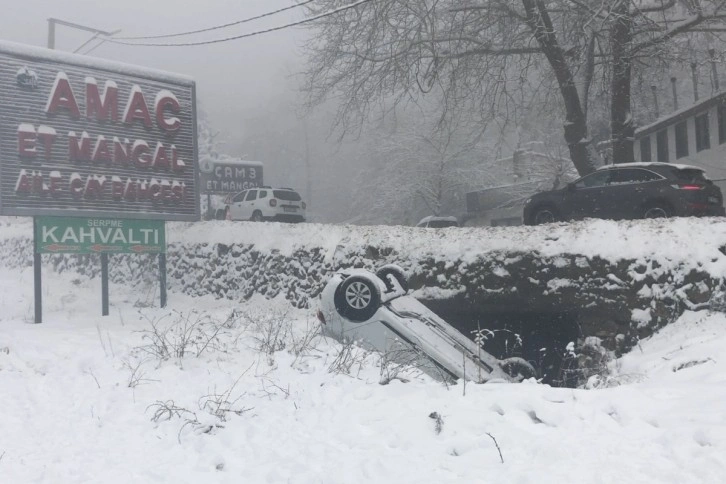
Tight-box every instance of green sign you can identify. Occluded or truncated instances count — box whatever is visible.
[34,217,166,254]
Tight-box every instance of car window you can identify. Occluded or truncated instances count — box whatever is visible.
[574,171,611,188]
[232,191,246,203]
[258,190,267,198]
[245,190,257,201]
[273,190,302,201]
[674,168,709,183]
[610,168,661,185]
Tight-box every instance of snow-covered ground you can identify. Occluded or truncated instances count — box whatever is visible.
[1,231,725,483]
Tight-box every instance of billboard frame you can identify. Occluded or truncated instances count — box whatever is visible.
[0,40,201,222]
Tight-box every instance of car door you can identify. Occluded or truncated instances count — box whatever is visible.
[566,170,613,219]
[606,168,663,219]
[239,189,258,219]
[229,190,247,220]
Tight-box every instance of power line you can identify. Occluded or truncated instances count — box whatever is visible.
[112,0,315,40]
[102,0,374,47]
[73,33,100,53]
[81,38,108,55]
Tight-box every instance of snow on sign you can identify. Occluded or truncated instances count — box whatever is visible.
[0,40,200,221]
[34,216,165,254]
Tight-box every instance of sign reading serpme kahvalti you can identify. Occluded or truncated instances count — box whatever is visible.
[35,216,165,254]
[0,40,200,221]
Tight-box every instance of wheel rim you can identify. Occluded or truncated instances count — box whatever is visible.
[645,207,667,218]
[535,210,555,224]
[345,281,372,309]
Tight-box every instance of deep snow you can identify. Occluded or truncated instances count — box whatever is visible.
[1,218,726,483]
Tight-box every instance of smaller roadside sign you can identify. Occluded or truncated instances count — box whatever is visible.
[199,159,263,194]
[34,216,165,254]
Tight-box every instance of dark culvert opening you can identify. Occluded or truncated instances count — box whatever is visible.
[421,300,582,387]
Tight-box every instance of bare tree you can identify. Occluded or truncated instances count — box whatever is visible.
[607,1,726,162]
[303,0,726,175]
[350,113,491,224]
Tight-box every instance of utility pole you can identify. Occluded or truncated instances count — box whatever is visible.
[47,18,120,52]
[303,119,312,210]
[47,19,55,49]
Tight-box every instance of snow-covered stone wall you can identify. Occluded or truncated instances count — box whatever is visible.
[2,217,725,359]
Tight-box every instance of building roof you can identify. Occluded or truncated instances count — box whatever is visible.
[635,91,726,138]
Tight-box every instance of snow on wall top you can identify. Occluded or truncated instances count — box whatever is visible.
[2,216,726,277]
[169,218,726,277]
[0,40,194,85]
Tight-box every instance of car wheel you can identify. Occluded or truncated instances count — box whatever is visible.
[333,275,381,322]
[643,203,671,219]
[251,210,264,222]
[375,264,409,292]
[225,206,232,221]
[532,206,559,225]
[499,357,536,382]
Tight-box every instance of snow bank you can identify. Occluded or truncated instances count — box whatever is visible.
[4,216,726,276]
[1,261,725,483]
[2,217,725,358]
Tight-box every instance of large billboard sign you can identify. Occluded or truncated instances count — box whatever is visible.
[199,158,263,194]
[0,40,200,221]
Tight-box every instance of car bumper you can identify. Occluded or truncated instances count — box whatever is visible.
[271,213,305,223]
[677,203,725,217]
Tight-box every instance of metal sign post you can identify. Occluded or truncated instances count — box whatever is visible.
[159,254,167,308]
[33,217,42,324]
[101,253,109,316]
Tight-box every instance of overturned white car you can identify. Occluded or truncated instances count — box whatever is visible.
[318,265,534,383]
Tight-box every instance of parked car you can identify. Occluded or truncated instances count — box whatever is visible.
[523,162,725,225]
[415,215,459,228]
[225,187,306,223]
[317,266,534,383]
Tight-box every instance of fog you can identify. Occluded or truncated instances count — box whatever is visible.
[0,0,303,130]
[0,0,351,215]
[0,0,507,225]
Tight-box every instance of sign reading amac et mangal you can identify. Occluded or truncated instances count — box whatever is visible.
[0,40,200,221]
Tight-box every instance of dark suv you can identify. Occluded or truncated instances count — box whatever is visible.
[523,163,725,225]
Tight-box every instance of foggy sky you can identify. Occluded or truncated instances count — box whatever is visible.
[0,0,306,137]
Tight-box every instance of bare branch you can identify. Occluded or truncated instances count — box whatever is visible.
[633,0,677,14]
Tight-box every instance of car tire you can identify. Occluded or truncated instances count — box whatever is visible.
[531,205,559,225]
[375,264,409,292]
[251,210,264,222]
[499,357,536,382]
[333,275,381,322]
[643,202,671,219]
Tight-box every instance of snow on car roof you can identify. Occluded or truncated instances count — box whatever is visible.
[596,162,704,172]
[0,39,194,85]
